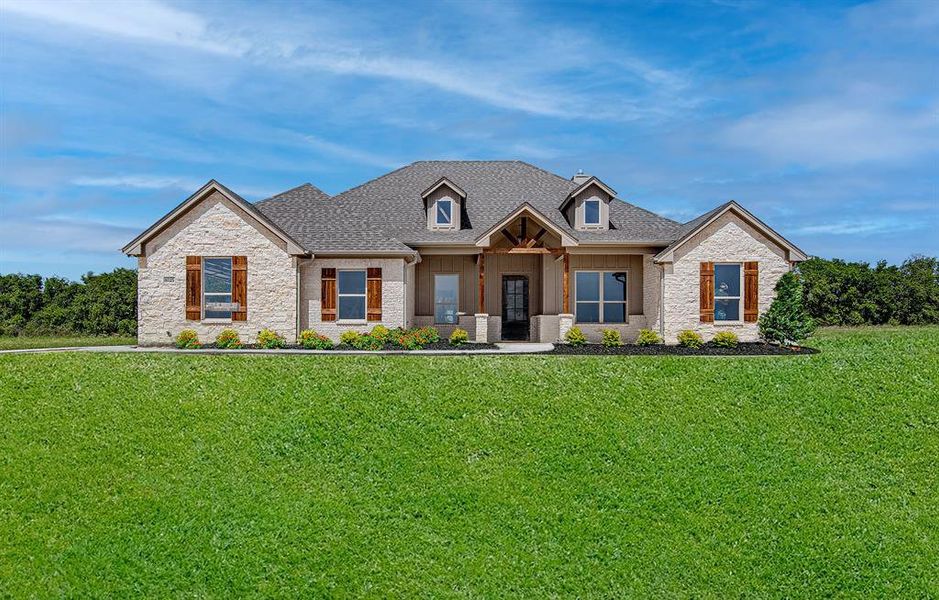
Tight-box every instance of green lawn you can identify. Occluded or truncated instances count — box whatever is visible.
[0,336,136,350]
[1,327,936,597]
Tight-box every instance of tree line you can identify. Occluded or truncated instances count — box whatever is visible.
[0,256,936,338]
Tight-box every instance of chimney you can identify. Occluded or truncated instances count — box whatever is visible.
[571,169,590,185]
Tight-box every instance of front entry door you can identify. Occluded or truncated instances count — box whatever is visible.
[502,275,529,341]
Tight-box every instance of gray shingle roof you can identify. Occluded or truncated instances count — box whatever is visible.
[254,161,693,254]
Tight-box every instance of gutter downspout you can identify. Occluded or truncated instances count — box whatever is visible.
[658,264,666,339]
[296,256,309,340]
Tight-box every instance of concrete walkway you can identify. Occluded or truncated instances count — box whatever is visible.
[0,343,555,356]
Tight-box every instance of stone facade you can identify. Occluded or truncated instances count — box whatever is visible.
[137,195,297,345]
[661,214,792,343]
[300,257,407,341]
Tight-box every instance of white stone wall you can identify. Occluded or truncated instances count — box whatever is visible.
[300,257,407,341]
[137,195,297,345]
[661,214,792,343]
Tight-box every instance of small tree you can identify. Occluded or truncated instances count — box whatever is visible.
[759,272,815,346]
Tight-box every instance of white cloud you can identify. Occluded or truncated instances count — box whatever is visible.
[296,134,404,170]
[72,175,202,190]
[723,101,939,166]
[792,218,926,236]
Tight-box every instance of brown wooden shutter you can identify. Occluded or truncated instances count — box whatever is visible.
[321,268,337,322]
[185,256,201,320]
[744,261,759,322]
[367,267,382,321]
[232,256,248,321]
[699,261,714,323]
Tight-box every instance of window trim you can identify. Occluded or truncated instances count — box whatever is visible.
[434,198,453,227]
[583,198,601,226]
[433,273,460,324]
[337,269,367,321]
[713,262,743,323]
[573,270,628,324]
[202,256,233,321]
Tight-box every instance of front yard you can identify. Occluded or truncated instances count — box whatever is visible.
[0,327,936,597]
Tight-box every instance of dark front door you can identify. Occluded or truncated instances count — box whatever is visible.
[502,275,529,341]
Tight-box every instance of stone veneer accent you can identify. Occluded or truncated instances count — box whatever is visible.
[137,196,297,345]
[661,215,791,343]
[300,257,407,341]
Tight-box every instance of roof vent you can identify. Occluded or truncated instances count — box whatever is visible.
[571,169,590,185]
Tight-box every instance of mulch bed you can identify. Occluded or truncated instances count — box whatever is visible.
[191,342,500,351]
[548,342,818,356]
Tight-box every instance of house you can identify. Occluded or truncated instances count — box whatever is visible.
[122,161,807,345]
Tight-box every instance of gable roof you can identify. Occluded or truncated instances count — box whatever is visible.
[559,176,617,210]
[122,179,307,256]
[473,202,578,247]
[421,176,466,200]
[654,200,809,263]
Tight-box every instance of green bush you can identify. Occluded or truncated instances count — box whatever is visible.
[339,330,362,346]
[390,330,422,350]
[564,326,587,346]
[677,330,703,349]
[760,271,816,346]
[256,328,286,349]
[412,326,440,345]
[600,329,623,347]
[175,329,201,349]
[635,328,662,346]
[351,334,383,351]
[449,328,469,346]
[298,329,334,350]
[215,328,242,349]
[369,324,391,342]
[711,330,739,348]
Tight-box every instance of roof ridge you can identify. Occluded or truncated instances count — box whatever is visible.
[256,182,332,205]
[333,162,416,202]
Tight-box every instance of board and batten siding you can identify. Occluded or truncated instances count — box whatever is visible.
[542,254,644,315]
[414,255,478,316]
[483,254,542,317]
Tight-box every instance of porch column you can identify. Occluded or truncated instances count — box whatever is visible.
[559,252,574,342]
[475,252,489,343]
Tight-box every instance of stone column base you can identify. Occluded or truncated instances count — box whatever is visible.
[558,313,574,342]
[474,314,489,343]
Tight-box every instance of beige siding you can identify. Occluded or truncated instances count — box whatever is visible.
[543,253,644,315]
[414,255,478,316]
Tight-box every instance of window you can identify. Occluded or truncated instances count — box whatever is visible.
[714,263,742,321]
[584,198,601,225]
[203,257,233,319]
[574,271,627,323]
[435,198,453,226]
[338,270,367,320]
[434,274,459,324]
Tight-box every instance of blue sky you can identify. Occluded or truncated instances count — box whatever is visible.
[1,0,936,279]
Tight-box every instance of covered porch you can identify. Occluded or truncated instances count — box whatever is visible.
[409,205,660,343]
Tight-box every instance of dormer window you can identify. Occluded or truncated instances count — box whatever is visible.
[584,199,600,226]
[436,198,453,226]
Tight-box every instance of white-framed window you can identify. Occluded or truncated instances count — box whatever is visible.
[434,273,459,324]
[574,271,627,323]
[714,263,742,321]
[583,198,601,226]
[435,198,453,226]
[203,257,233,319]
[337,270,367,320]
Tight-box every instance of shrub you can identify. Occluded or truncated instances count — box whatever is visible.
[449,328,469,346]
[412,326,440,345]
[635,328,662,346]
[339,330,362,346]
[677,330,704,349]
[351,334,383,351]
[390,331,422,350]
[175,329,201,349]
[711,330,739,348]
[600,329,623,347]
[298,329,334,350]
[369,324,391,342]
[257,328,286,349]
[564,326,587,346]
[215,328,242,349]
[760,271,816,346]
